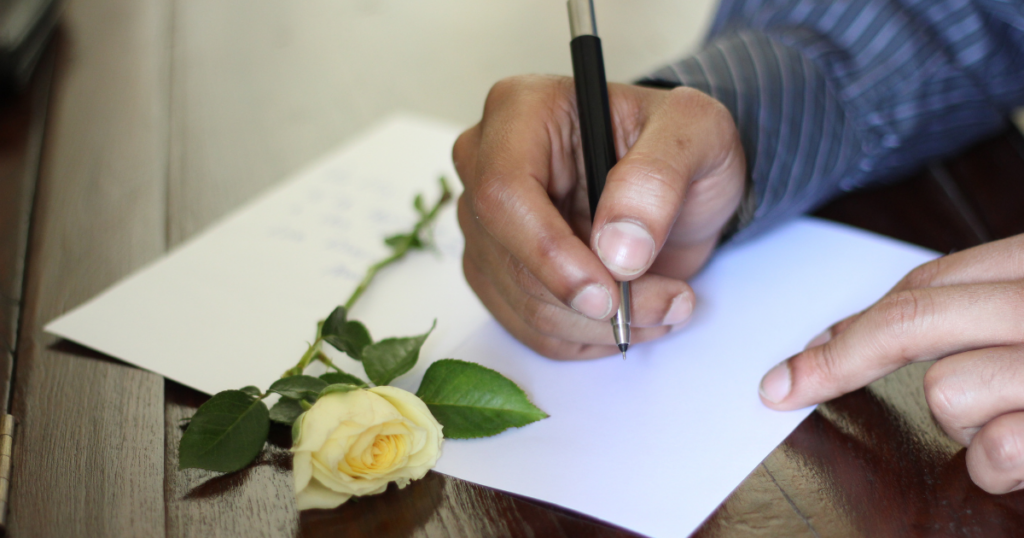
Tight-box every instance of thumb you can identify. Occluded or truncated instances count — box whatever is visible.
[592,86,745,281]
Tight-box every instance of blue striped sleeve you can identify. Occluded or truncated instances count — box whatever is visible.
[641,0,1024,242]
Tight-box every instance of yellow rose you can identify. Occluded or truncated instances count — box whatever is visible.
[291,386,444,510]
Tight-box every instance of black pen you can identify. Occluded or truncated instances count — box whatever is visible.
[567,0,631,359]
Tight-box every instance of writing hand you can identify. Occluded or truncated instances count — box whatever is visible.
[453,75,745,359]
[760,233,1024,494]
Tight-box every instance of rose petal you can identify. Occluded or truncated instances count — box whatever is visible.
[293,386,444,506]
[370,387,440,431]
[371,387,443,469]
[292,391,372,453]
[296,477,352,511]
[311,454,394,497]
[293,451,313,493]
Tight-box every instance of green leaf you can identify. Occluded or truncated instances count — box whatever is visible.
[416,359,548,439]
[320,371,369,388]
[239,385,262,398]
[321,306,348,337]
[362,321,435,386]
[323,320,372,361]
[384,233,423,251]
[384,233,408,248]
[179,390,270,472]
[268,375,327,401]
[269,397,305,425]
[413,194,427,217]
[319,383,360,397]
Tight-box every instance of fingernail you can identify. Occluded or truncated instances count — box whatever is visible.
[805,328,832,350]
[759,360,792,404]
[662,293,693,325]
[595,221,655,276]
[570,284,613,320]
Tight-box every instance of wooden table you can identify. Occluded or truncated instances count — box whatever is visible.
[3,1,1024,536]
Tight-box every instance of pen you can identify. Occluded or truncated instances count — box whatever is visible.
[567,0,631,360]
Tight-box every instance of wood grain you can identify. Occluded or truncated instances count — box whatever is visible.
[164,380,299,538]
[299,471,646,538]
[6,0,172,534]
[694,464,816,538]
[9,343,165,536]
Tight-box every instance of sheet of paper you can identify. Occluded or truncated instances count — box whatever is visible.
[47,114,488,395]
[46,115,938,537]
[434,219,938,537]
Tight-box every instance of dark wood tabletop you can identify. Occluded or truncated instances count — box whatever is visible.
[3,2,1024,537]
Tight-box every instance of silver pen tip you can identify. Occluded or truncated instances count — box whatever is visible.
[618,343,628,360]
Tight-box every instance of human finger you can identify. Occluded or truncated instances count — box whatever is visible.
[467,76,619,320]
[459,194,695,331]
[889,234,1024,294]
[923,345,1024,445]
[462,253,672,359]
[966,411,1024,494]
[452,123,482,189]
[593,86,745,281]
[759,281,1024,410]
[806,234,1024,347]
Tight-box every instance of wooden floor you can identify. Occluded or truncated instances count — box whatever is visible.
[2,1,1024,536]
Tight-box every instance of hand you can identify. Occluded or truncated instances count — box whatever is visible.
[759,233,1024,494]
[453,75,746,359]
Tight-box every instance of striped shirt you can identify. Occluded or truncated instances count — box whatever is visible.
[642,0,1024,242]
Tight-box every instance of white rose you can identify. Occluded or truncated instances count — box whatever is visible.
[291,386,444,510]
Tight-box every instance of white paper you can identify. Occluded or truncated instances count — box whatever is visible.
[47,114,487,395]
[435,220,937,537]
[46,115,937,537]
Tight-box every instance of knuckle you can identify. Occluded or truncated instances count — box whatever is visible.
[452,131,473,179]
[484,76,529,115]
[1012,281,1024,313]
[531,232,565,271]
[878,290,927,357]
[664,86,705,109]
[812,343,846,388]
[901,258,944,290]
[923,364,966,428]
[471,176,510,224]
[707,97,737,134]
[505,254,541,297]
[611,158,685,203]
[665,86,733,130]
[980,422,1024,471]
[519,295,555,334]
